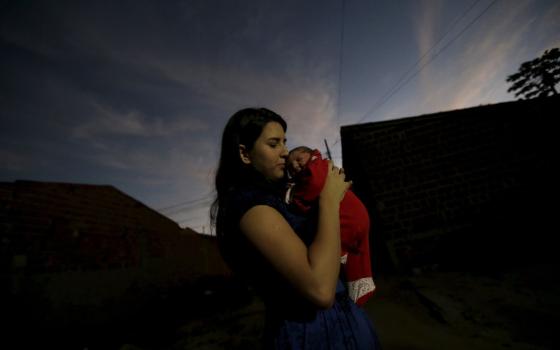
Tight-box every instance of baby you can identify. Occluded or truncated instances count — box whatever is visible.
[286,146,375,306]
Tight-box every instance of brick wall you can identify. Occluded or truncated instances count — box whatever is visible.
[0,180,230,331]
[1,181,228,275]
[341,96,557,272]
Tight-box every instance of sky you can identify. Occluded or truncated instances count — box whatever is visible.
[1,0,559,234]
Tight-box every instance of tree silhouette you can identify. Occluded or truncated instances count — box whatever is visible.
[506,47,559,99]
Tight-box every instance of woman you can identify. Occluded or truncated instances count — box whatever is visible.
[211,108,381,349]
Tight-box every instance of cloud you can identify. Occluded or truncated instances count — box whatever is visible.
[3,0,342,148]
[144,32,340,156]
[86,136,212,177]
[444,0,555,109]
[415,0,444,89]
[277,88,338,149]
[409,0,544,114]
[72,102,209,140]
[1,0,342,225]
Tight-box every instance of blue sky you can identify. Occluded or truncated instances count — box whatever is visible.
[1,0,559,233]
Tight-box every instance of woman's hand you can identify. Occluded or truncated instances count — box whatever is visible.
[319,160,352,205]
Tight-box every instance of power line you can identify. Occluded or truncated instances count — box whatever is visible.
[163,198,214,216]
[357,0,483,124]
[327,0,347,160]
[157,192,214,212]
[335,0,347,129]
[176,214,212,233]
[331,0,497,149]
[355,0,498,125]
[177,214,208,225]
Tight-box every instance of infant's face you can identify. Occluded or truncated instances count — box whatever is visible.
[288,150,311,175]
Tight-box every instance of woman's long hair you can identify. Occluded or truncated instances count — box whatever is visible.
[210,108,287,259]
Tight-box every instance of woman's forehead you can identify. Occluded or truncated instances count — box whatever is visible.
[261,121,285,138]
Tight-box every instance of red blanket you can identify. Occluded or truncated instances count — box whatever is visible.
[286,150,375,306]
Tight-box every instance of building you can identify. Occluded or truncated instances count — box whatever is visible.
[0,180,230,335]
[341,96,557,273]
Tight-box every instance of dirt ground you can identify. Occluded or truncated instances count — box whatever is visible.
[112,263,559,349]
[363,265,558,350]
[17,263,555,349]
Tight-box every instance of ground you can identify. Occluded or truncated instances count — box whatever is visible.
[364,264,558,350]
[15,263,557,349]
[113,263,558,349]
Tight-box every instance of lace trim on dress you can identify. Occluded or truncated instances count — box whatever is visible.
[347,277,376,303]
[284,183,295,204]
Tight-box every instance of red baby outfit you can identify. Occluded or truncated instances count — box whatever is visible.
[286,150,375,306]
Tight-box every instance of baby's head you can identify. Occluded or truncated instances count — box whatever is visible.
[288,146,313,176]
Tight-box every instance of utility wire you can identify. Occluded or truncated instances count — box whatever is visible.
[331,0,496,147]
[357,0,483,124]
[163,198,214,217]
[176,213,212,234]
[335,0,347,129]
[326,0,347,162]
[177,214,207,225]
[161,0,498,219]
[355,0,498,125]
[157,191,213,212]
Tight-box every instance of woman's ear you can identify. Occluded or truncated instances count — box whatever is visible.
[239,144,251,165]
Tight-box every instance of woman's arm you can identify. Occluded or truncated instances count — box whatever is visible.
[240,161,349,308]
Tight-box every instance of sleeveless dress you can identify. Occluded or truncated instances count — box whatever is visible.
[222,184,382,349]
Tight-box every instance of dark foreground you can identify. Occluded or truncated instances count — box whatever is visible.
[7,263,558,349]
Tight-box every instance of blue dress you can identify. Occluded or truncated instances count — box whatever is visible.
[223,184,382,349]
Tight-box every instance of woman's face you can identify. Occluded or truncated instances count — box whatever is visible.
[244,121,288,181]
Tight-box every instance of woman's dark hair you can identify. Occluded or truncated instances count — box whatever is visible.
[210,107,287,244]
